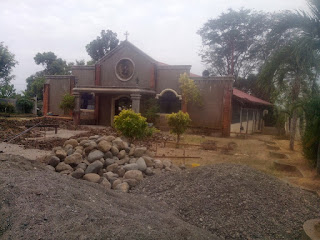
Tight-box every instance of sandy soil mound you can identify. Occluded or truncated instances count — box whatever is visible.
[0,154,218,240]
[133,164,320,239]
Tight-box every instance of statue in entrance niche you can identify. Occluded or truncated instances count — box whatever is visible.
[116,58,134,81]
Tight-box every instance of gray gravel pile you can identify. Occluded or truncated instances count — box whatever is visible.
[133,163,320,239]
[0,154,218,240]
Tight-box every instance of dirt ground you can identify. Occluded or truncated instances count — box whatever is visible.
[151,133,320,195]
[1,116,319,194]
[0,117,319,239]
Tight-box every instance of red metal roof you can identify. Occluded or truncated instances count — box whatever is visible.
[190,72,201,77]
[233,88,272,106]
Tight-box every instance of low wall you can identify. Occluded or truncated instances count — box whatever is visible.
[80,109,95,125]
[155,113,222,136]
[0,98,16,107]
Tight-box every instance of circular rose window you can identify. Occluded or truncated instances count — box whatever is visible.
[115,58,135,81]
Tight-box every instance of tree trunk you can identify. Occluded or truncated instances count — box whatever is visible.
[176,134,181,148]
[290,110,298,151]
[289,75,301,151]
[317,141,320,175]
[181,98,187,113]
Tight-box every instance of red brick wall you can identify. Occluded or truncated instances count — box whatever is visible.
[43,84,50,115]
[221,84,232,137]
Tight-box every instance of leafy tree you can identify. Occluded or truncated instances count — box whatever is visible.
[0,82,16,98]
[16,96,34,113]
[260,0,320,151]
[25,52,71,100]
[75,59,86,66]
[179,73,201,113]
[198,9,272,80]
[166,111,191,146]
[34,52,71,75]
[259,40,318,150]
[233,74,272,101]
[0,42,17,82]
[0,42,17,98]
[86,30,119,62]
[25,73,45,99]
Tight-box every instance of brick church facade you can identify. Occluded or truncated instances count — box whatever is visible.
[44,40,234,136]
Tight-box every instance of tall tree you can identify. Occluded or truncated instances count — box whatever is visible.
[34,52,71,75]
[259,41,318,150]
[86,30,119,62]
[260,0,320,152]
[0,42,17,98]
[25,52,71,99]
[198,9,272,80]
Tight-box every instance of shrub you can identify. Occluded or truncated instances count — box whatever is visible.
[0,102,15,113]
[16,97,34,113]
[142,98,160,124]
[114,109,151,140]
[59,93,75,115]
[144,126,159,137]
[166,110,191,144]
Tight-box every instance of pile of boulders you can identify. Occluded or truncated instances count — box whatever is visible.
[45,135,179,193]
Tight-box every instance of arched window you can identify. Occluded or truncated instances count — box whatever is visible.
[159,91,181,114]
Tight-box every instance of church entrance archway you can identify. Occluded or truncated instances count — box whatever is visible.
[115,96,132,116]
[111,95,132,126]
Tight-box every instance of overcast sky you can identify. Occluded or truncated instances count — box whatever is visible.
[1,0,307,93]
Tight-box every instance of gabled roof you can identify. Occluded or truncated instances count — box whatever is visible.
[233,88,272,106]
[96,40,158,65]
[96,41,197,74]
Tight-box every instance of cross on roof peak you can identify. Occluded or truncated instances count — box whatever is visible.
[124,31,129,41]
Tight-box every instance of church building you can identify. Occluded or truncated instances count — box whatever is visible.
[43,40,234,136]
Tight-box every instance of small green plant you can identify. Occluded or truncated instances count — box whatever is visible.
[142,98,160,124]
[16,97,34,113]
[59,93,75,115]
[166,110,191,145]
[114,109,153,140]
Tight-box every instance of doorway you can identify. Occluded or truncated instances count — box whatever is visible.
[114,96,132,116]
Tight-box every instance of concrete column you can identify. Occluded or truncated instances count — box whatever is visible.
[43,84,50,115]
[73,92,81,126]
[130,93,141,113]
[32,96,37,115]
